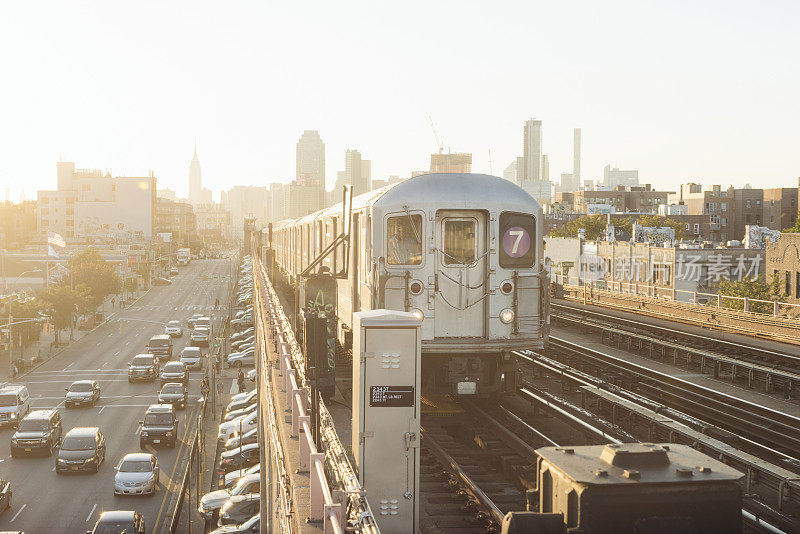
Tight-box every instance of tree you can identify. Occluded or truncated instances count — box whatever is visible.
[548,215,608,240]
[37,285,92,344]
[68,247,122,309]
[782,219,800,233]
[716,276,780,314]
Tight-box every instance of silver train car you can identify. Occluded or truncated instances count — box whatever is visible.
[265,173,549,396]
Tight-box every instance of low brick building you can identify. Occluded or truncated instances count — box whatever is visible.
[766,233,800,302]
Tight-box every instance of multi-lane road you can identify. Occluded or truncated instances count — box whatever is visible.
[0,257,233,533]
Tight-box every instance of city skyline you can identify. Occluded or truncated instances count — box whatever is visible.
[1,1,799,200]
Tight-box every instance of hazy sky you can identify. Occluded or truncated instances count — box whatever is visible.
[1,1,798,201]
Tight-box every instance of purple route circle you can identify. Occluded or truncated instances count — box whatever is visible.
[502,227,531,258]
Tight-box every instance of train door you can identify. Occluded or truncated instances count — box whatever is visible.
[434,210,487,338]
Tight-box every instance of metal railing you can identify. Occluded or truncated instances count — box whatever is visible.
[552,272,800,319]
[255,255,380,534]
[168,396,206,533]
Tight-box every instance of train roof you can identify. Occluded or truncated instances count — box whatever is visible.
[267,173,541,231]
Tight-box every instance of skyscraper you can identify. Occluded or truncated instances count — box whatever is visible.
[573,128,581,185]
[296,130,326,189]
[188,144,202,205]
[522,119,542,183]
[344,149,371,195]
[542,154,550,183]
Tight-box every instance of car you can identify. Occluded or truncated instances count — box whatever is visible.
[159,361,188,386]
[146,334,173,361]
[219,443,260,473]
[153,277,171,286]
[10,409,62,457]
[209,513,259,534]
[218,411,258,442]
[232,341,254,354]
[223,427,257,451]
[227,350,255,368]
[0,478,11,515]
[113,453,159,496]
[230,328,253,341]
[158,383,188,410]
[246,369,256,382]
[65,380,101,408]
[191,327,210,347]
[165,320,183,337]
[179,346,203,370]
[225,390,256,413]
[128,354,157,383]
[0,384,31,427]
[232,336,254,349]
[218,494,260,526]
[224,403,256,423]
[88,510,146,534]
[223,464,260,489]
[56,426,106,473]
[198,473,260,520]
[230,316,252,328]
[169,267,179,276]
[194,316,212,330]
[187,314,204,329]
[139,404,178,448]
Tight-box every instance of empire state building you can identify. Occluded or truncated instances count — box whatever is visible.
[188,144,208,205]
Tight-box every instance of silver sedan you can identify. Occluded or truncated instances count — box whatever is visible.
[113,453,159,496]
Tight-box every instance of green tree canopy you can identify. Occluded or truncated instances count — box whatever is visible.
[716,276,780,314]
[37,284,92,341]
[68,247,122,308]
[782,219,800,233]
[548,214,689,240]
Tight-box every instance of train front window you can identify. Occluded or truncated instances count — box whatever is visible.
[387,215,422,265]
[499,212,535,268]
[443,220,476,265]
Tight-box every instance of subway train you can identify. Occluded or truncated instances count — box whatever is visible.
[262,173,549,396]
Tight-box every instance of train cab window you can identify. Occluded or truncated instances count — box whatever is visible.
[387,215,422,265]
[499,212,535,268]
[443,220,476,265]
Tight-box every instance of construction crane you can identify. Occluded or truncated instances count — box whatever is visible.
[488,149,493,175]
[428,115,444,154]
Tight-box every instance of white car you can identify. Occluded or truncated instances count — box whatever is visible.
[114,453,159,495]
[224,464,260,488]
[165,321,183,337]
[180,346,203,370]
[227,350,255,368]
[229,389,255,405]
[218,410,257,442]
[247,369,256,382]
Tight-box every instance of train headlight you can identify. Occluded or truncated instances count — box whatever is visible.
[409,280,424,296]
[499,308,515,324]
[500,280,514,295]
[410,308,424,321]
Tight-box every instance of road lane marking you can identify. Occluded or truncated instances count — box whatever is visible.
[10,503,26,522]
[86,503,97,521]
[65,362,75,369]
[98,406,105,414]
[101,362,108,368]
[52,466,56,471]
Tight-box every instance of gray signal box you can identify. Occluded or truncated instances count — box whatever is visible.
[352,309,421,534]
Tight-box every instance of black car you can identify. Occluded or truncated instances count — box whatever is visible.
[65,380,101,408]
[56,426,106,473]
[0,478,11,515]
[218,494,260,526]
[147,334,173,361]
[88,510,145,534]
[219,443,259,473]
[10,409,62,457]
[159,361,188,386]
[128,354,157,383]
[139,404,178,448]
[158,383,188,409]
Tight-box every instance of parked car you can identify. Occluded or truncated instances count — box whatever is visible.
[56,426,106,473]
[158,383,188,410]
[159,361,188,387]
[139,404,178,448]
[227,350,255,368]
[198,474,260,520]
[0,478,11,515]
[165,320,183,337]
[178,346,203,370]
[223,464,260,489]
[169,267,179,276]
[225,390,256,413]
[64,380,101,408]
[128,354,157,383]
[224,403,256,423]
[218,494,260,526]
[209,513,259,533]
[246,369,256,382]
[113,453,159,496]
[10,409,62,457]
[223,427,258,451]
[218,411,257,442]
[88,510,146,534]
[219,443,260,473]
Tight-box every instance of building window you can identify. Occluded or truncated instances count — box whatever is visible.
[684,223,690,230]
[41,208,49,215]
[721,217,727,227]
[41,220,49,226]
[709,203,717,212]
[786,271,791,296]
[756,200,761,208]
[796,272,800,299]
[710,215,719,224]
[746,200,751,208]
[693,224,700,234]
[41,197,49,204]
[721,202,727,211]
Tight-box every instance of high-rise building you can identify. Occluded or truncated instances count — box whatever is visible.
[296,130,326,188]
[573,128,581,185]
[541,154,550,183]
[430,153,472,174]
[223,186,269,233]
[522,119,542,182]
[603,164,639,189]
[189,145,202,205]
[344,149,371,195]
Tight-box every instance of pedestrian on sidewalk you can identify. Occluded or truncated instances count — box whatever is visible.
[111,297,115,308]
[237,368,245,393]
